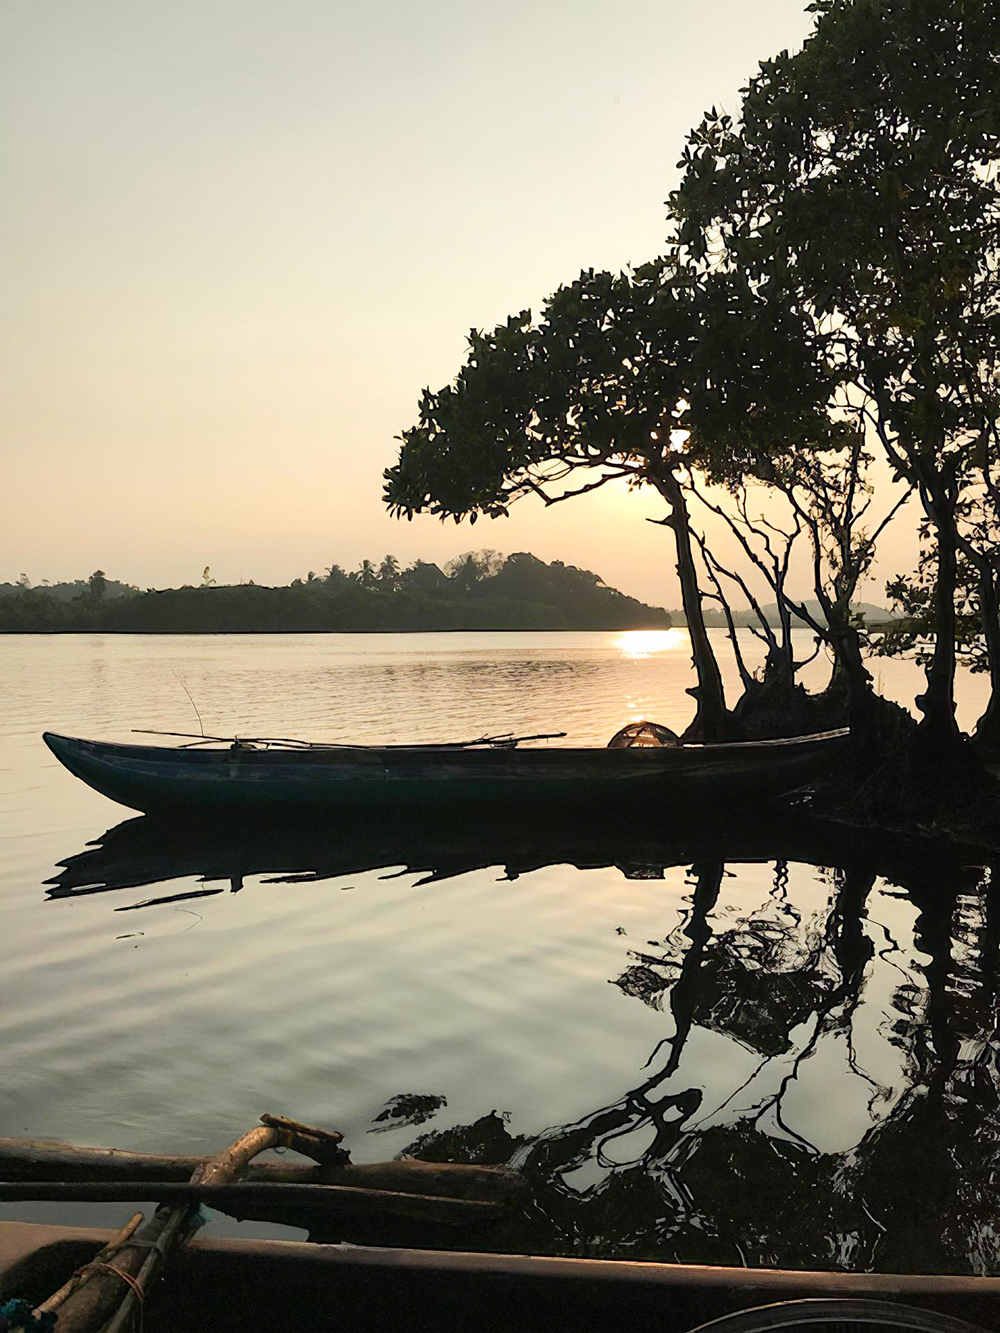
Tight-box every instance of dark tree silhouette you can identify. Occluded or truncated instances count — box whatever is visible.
[673,0,1000,752]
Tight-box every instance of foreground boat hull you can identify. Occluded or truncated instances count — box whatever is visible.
[1,1223,995,1332]
[42,730,849,816]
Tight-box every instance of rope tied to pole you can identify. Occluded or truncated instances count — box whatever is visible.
[73,1264,145,1330]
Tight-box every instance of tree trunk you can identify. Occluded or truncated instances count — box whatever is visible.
[973,566,1000,753]
[809,593,877,751]
[763,643,793,691]
[653,468,730,742]
[916,506,961,750]
[828,611,872,706]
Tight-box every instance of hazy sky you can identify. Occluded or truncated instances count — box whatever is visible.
[0,0,915,606]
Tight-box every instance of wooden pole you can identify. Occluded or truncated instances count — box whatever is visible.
[0,1180,503,1225]
[36,1213,143,1315]
[19,1115,526,1330]
[39,1206,175,1333]
[44,1118,304,1332]
[0,1136,525,1202]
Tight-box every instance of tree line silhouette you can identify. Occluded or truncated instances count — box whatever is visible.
[0,551,672,634]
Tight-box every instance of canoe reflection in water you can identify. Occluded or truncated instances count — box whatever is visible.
[45,813,998,1276]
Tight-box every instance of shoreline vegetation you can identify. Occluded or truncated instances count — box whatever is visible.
[0,563,895,636]
[0,553,674,635]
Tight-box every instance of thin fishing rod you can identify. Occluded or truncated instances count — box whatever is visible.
[171,670,205,737]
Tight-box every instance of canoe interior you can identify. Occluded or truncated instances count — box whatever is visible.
[43,730,850,815]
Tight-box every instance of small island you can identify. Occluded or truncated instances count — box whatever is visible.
[0,551,672,634]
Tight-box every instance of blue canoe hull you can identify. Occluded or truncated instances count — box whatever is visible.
[42,730,849,816]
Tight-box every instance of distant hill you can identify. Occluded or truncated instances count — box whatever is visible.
[670,599,897,628]
[0,552,672,634]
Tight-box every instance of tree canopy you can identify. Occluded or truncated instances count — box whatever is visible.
[671,0,1000,744]
[384,264,850,739]
[385,0,999,755]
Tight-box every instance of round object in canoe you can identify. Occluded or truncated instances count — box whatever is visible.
[606,721,681,749]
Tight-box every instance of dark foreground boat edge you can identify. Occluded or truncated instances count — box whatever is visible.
[1,1223,996,1333]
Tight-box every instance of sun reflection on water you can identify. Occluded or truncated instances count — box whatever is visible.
[614,628,688,659]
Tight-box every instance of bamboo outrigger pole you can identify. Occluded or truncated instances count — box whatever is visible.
[11,1115,527,1332]
[0,1135,523,1202]
[29,1115,347,1333]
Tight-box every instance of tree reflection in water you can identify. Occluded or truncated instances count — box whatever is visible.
[46,814,997,1272]
[399,858,997,1274]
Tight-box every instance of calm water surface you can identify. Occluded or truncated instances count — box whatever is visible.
[1,631,996,1272]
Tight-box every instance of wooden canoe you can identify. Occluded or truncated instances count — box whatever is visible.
[42,729,849,816]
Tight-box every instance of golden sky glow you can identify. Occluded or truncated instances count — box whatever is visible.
[0,0,915,606]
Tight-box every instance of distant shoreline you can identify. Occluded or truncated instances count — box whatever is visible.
[0,553,674,636]
[0,623,677,636]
